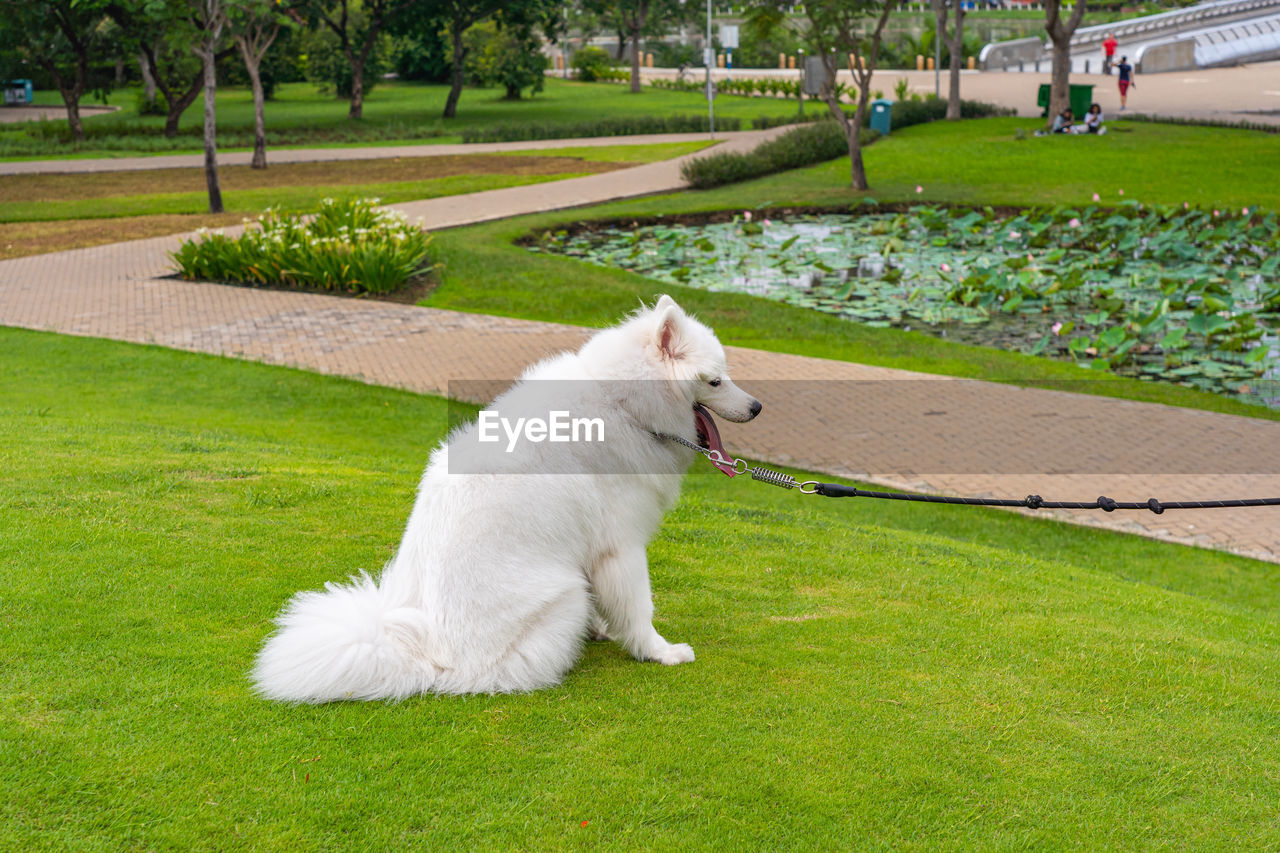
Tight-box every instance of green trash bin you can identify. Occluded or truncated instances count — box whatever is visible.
[1037,83,1095,118]
[870,98,892,136]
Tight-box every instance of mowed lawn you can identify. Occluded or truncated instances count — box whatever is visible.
[3,328,1279,849]
[4,78,803,158]
[0,141,710,260]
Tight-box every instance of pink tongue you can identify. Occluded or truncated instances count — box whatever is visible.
[693,404,738,477]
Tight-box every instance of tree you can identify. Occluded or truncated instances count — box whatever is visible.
[296,0,413,119]
[584,0,692,94]
[1044,0,1087,126]
[419,0,560,119]
[808,0,898,190]
[932,0,964,120]
[109,0,236,137]
[228,0,290,167]
[190,0,226,212]
[464,20,547,100]
[0,0,114,141]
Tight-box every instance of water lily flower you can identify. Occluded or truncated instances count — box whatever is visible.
[940,263,951,272]
[1008,230,1021,239]
[1183,202,1190,209]
[763,218,772,227]
[1052,322,1063,335]
[1027,253,1034,262]
[1242,207,1250,216]
[915,185,923,194]
[1091,192,1100,202]
[743,210,753,221]
[1068,218,1081,228]
[1213,209,1219,217]
[1118,189,1124,195]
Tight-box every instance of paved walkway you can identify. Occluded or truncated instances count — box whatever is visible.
[642,61,1280,126]
[0,131,747,176]
[3,127,1279,564]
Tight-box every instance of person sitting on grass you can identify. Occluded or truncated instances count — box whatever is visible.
[1051,107,1074,134]
[1080,103,1106,134]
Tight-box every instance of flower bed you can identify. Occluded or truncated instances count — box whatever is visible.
[172,197,434,295]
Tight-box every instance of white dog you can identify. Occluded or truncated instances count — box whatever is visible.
[252,296,761,701]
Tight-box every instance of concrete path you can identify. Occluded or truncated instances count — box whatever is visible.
[642,61,1280,126]
[2,126,1279,564]
[0,130,747,176]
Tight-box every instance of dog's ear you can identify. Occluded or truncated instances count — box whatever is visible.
[655,294,681,313]
[653,303,686,362]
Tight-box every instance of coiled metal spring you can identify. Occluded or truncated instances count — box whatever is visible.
[749,466,797,489]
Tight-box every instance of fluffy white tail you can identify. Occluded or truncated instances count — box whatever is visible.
[251,572,436,703]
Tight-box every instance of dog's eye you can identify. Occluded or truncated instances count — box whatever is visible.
[708,378,721,387]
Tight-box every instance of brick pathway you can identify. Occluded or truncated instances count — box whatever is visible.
[2,130,1278,563]
[0,130,756,176]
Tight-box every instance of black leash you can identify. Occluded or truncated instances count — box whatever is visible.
[657,433,1280,515]
[805,483,1280,514]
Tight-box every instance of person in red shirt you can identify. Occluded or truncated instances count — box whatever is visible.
[1103,33,1118,75]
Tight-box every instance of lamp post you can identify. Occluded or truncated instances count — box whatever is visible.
[705,0,713,137]
[680,0,715,138]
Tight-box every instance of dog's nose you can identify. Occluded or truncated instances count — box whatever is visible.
[748,399,762,419]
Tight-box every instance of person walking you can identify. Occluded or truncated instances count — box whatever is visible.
[1102,32,1118,75]
[1116,56,1135,109]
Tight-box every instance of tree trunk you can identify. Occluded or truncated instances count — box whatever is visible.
[629,31,642,93]
[38,57,86,141]
[348,53,365,119]
[1048,42,1071,125]
[244,52,268,168]
[201,45,223,213]
[1045,0,1087,126]
[64,96,85,141]
[946,7,965,119]
[821,56,868,191]
[443,21,466,118]
[846,123,867,191]
[162,72,204,138]
[138,52,156,103]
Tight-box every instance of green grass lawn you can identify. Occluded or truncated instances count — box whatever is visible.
[419,117,1280,420]
[1,173,588,223]
[0,142,709,225]
[0,141,712,259]
[3,328,1279,849]
[5,79,801,159]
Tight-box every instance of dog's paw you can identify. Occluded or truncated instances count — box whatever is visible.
[653,643,695,666]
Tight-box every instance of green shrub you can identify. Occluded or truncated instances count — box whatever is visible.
[134,91,169,117]
[1126,113,1280,134]
[643,40,699,69]
[171,198,434,295]
[751,113,819,130]
[681,120,876,189]
[461,113,739,143]
[464,20,548,100]
[886,96,1014,130]
[572,47,613,83]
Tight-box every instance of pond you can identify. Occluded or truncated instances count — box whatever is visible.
[529,204,1280,409]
